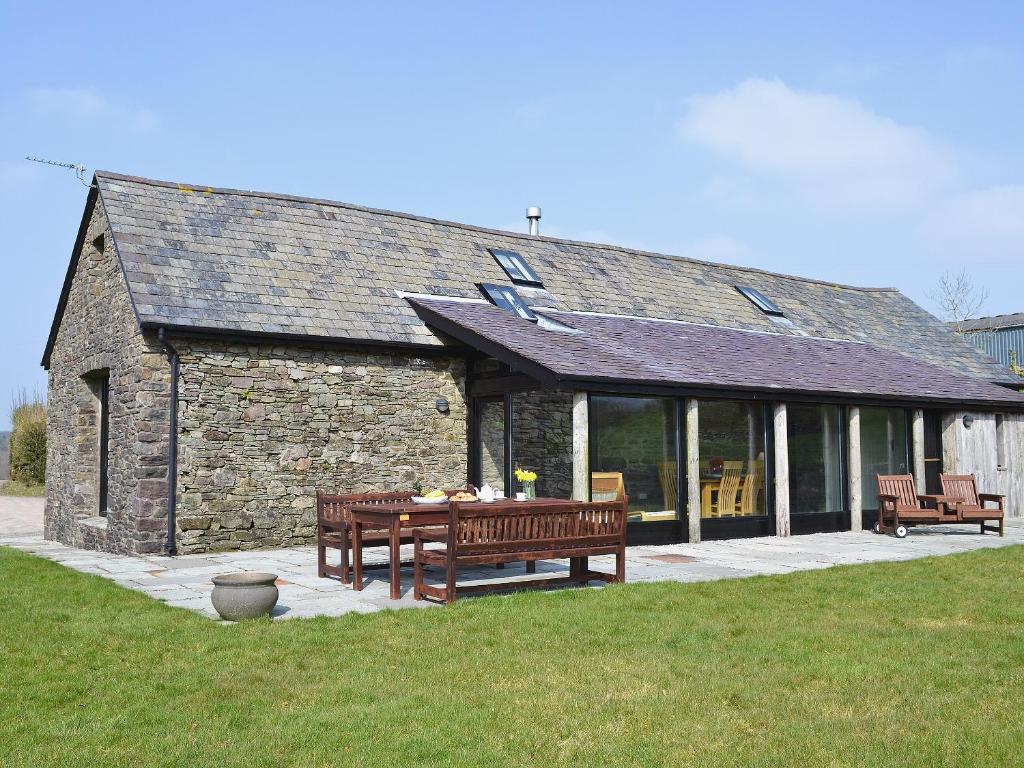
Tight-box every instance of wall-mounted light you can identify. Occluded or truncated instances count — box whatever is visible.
[962,414,974,429]
[435,398,450,414]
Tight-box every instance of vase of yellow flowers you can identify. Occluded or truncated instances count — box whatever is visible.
[515,467,538,500]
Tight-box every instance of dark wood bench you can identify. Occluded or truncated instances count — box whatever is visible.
[413,498,628,604]
[316,487,480,583]
[875,474,960,538]
[316,490,415,583]
[940,473,1005,536]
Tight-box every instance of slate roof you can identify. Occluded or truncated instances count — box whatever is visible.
[44,170,1014,386]
[410,298,1024,409]
[958,313,1024,332]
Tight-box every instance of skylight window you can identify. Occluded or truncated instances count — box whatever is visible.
[488,248,543,287]
[736,286,784,316]
[479,283,537,321]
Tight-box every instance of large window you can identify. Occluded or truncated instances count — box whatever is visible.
[787,404,843,515]
[860,407,909,510]
[590,396,678,522]
[476,397,506,494]
[698,400,766,518]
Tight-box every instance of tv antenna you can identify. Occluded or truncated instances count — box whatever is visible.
[25,156,93,188]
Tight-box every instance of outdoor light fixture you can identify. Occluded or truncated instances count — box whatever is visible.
[963,414,974,429]
[435,398,450,414]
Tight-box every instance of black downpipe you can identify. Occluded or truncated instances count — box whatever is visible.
[158,328,179,556]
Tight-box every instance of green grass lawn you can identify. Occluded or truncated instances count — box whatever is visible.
[2,545,1023,767]
[0,480,45,497]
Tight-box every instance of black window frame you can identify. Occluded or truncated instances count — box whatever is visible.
[478,283,537,321]
[488,248,543,287]
[736,286,784,316]
[97,374,110,516]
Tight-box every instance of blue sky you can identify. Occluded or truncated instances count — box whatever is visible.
[2,1,1023,429]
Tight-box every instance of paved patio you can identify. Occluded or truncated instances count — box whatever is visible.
[1,496,1021,620]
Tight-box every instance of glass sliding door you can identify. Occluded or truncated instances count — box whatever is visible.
[860,407,909,525]
[698,400,768,539]
[476,397,507,495]
[510,390,574,499]
[787,404,846,532]
[590,395,679,543]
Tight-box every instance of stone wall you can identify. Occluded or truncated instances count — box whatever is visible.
[45,201,172,554]
[173,341,468,553]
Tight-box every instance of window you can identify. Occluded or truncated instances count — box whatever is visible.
[996,414,1007,468]
[736,286,784,316]
[698,400,767,518]
[859,407,908,510]
[489,248,543,287]
[787,404,843,514]
[479,283,536,321]
[590,396,678,522]
[96,373,110,515]
[476,397,507,494]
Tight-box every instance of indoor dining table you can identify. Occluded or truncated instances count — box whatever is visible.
[348,497,568,599]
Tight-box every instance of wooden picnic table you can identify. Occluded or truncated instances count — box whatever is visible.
[349,497,569,599]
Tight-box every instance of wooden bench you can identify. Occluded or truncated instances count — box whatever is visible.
[875,474,960,538]
[413,498,628,604]
[316,487,495,584]
[316,490,415,583]
[940,473,1005,537]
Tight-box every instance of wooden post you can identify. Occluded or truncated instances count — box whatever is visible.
[685,398,701,543]
[773,403,790,537]
[847,406,862,531]
[572,392,589,502]
[912,408,926,494]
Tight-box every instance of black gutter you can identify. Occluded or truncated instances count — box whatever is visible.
[158,328,179,556]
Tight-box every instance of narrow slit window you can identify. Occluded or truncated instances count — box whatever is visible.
[736,286,784,316]
[489,248,543,287]
[996,414,1007,468]
[97,374,110,515]
[479,283,537,321]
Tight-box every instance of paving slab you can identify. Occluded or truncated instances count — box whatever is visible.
[2,492,1021,620]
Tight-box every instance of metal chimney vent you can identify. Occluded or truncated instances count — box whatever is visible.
[526,206,541,235]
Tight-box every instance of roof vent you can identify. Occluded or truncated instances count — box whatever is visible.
[526,206,541,236]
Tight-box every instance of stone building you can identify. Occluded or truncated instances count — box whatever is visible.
[43,172,1024,555]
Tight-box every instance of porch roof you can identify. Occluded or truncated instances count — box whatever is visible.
[409,296,1024,409]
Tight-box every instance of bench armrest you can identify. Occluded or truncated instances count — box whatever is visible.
[877,494,899,502]
[318,518,347,533]
[917,494,955,503]
[979,493,1005,502]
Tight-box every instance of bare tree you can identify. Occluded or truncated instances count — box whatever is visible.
[928,269,989,333]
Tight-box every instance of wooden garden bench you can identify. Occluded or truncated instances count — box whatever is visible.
[875,474,959,538]
[413,498,628,604]
[316,488,470,583]
[939,474,1005,537]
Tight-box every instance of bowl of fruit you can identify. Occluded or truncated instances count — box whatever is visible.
[411,489,449,504]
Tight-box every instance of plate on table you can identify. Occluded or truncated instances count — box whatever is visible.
[411,496,449,504]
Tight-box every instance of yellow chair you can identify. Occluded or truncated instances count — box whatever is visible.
[591,471,625,502]
[657,461,677,511]
[740,460,764,516]
[711,461,744,517]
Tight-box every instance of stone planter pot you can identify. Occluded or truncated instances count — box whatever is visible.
[211,572,279,621]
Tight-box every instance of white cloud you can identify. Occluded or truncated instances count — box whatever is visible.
[926,185,1024,266]
[28,87,160,132]
[678,78,957,207]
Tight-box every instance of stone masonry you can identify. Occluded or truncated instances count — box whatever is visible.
[45,200,173,554]
[173,341,468,553]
